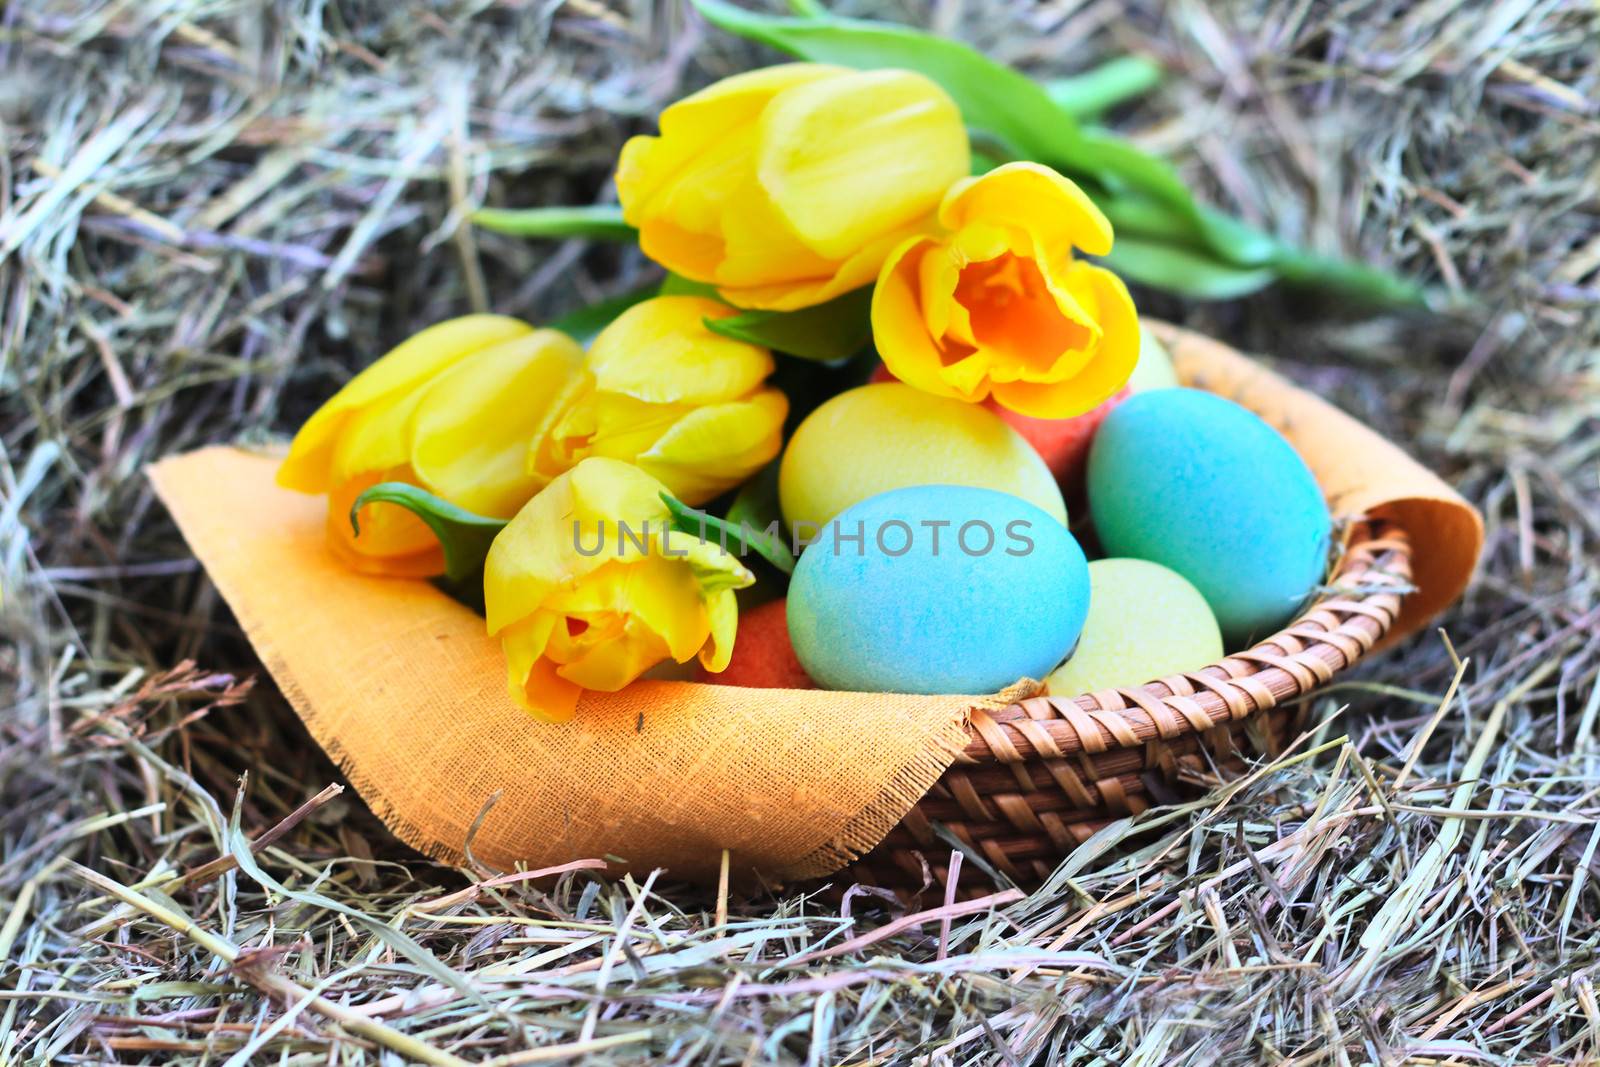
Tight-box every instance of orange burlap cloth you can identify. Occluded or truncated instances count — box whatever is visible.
[149,324,1481,883]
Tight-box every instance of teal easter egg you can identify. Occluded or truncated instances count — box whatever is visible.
[1045,559,1223,695]
[1087,388,1331,645]
[787,486,1089,693]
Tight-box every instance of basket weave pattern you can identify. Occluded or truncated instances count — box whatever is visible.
[855,525,1413,887]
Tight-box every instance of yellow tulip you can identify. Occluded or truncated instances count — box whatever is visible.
[617,64,970,311]
[532,296,788,505]
[277,315,585,577]
[485,457,754,721]
[872,162,1140,419]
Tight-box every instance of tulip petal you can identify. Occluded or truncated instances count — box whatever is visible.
[518,656,584,723]
[277,315,532,492]
[872,161,1140,419]
[408,329,585,518]
[324,491,447,577]
[637,390,787,504]
[622,554,710,664]
[485,456,759,719]
[326,381,427,491]
[673,535,757,597]
[619,63,970,312]
[716,222,914,311]
[938,349,998,399]
[957,252,1098,385]
[990,264,1140,418]
[544,608,627,665]
[628,212,728,284]
[558,617,674,692]
[500,613,582,723]
[627,65,842,213]
[502,610,556,675]
[1001,250,1105,385]
[567,457,675,531]
[757,69,968,261]
[908,249,955,357]
[618,65,842,283]
[716,175,842,289]
[324,469,449,575]
[525,367,596,484]
[542,561,685,686]
[941,161,1114,257]
[575,394,693,465]
[871,237,962,400]
[485,471,588,636]
[699,589,739,674]
[587,297,774,404]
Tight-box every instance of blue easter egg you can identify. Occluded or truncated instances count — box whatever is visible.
[1087,388,1331,646]
[787,485,1090,693]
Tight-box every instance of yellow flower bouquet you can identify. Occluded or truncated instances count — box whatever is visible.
[153,0,1483,887]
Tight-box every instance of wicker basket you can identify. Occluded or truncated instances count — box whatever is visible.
[850,523,1412,889]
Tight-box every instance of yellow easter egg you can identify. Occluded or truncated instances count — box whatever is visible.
[779,383,1068,532]
[1045,558,1224,695]
[1128,323,1181,393]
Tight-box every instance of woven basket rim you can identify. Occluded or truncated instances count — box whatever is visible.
[964,521,1412,766]
[854,523,1413,888]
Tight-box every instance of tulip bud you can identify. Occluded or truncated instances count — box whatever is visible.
[485,458,755,721]
[277,315,584,576]
[617,64,970,311]
[532,296,788,505]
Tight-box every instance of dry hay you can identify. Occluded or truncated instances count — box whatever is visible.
[2,0,1598,1062]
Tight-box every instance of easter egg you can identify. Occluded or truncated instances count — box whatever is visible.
[1127,324,1181,393]
[868,363,1125,493]
[1088,388,1331,646]
[1045,559,1223,695]
[787,485,1090,693]
[697,599,815,689]
[780,383,1067,532]
[997,390,1128,497]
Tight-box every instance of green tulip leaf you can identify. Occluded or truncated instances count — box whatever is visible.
[1044,56,1163,120]
[725,462,793,575]
[350,482,506,582]
[704,286,872,363]
[659,273,722,299]
[1102,196,1427,306]
[726,462,782,531]
[471,205,636,241]
[1102,238,1277,300]
[1073,131,1276,266]
[1097,194,1201,243]
[662,492,797,576]
[1272,244,1430,308]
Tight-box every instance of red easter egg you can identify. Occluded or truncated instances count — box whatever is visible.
[697,598,815,689]
[996,390,1129,496]
[869,363,1127,495]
